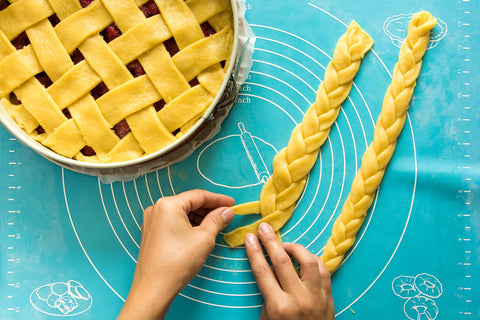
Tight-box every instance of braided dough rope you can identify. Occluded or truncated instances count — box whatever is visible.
[320,11,437,273]
[224,21,374,247]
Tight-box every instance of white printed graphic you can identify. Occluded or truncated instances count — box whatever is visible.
[238,122,270,184]
[197,122,277,189]
[384,14,447,49]
[392,273,443,320]
[30,280,92,316]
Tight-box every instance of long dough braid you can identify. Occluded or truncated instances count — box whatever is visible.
[224,21,374,247]
[320,11,437,273]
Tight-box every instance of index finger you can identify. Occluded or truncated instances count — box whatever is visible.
[162,190,235,213]
[257,223,300,292]
[245,233,282,300]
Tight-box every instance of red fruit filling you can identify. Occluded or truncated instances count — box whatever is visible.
[101,24,122,43]
[36,125,46,134]
[62,108,72,119]
[127,60,145,77]
[164,38,179,56]
[80,146,96,156]
[48,14,61,27]
[113,119,131,139]
[189,78,200,87]
[0,0,9,9]
[154,100,166,112]
[140,0,160,18]
[12,31,30,50]
[35,72,53,88]
[9,93,21,105]
[70,49,85,64]
[201,22,216,37]
[79,0,94,8]
[91,82,109,99]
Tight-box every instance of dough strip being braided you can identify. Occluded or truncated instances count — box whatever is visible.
[224,21,374,247]
[320,11,437,273]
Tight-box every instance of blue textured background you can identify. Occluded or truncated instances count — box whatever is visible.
[1,0,479,319]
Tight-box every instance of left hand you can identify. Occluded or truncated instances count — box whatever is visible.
[118,190,235,320]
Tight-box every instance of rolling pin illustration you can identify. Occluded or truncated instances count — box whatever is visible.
[238,122,270,183]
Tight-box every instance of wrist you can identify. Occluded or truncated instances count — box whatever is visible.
[118,277,178,320]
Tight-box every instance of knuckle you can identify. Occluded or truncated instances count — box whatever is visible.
[205,239,216,252]
[319,266,331,281]
[303,256,320,270]
[142,206,154,221]
[272,253,291,267]
[247,241,264,255]
[209,211,224,226]
[269,300,294,318]
[294,296,317,318]
[206,234,217,249]
[319,269,332,292]
[190,189,206,201]
[154,197,169,210]
[296,297,312,311]
[261,231,278,242]
[188,189,201,199]
[198,230,216,249]
[252,264,271,279]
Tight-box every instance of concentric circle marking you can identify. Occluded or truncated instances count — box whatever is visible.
[65,5,416,315]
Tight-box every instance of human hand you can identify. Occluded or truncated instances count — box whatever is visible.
[245,223,334,320]
[118,190,235,320]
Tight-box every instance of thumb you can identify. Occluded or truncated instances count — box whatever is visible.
[198,207,235,237]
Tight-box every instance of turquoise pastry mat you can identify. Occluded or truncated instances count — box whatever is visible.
[1,0,479,319]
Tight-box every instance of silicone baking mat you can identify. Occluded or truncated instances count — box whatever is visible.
[1,0,479,319]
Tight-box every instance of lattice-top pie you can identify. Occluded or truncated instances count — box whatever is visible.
[0,0,235,163]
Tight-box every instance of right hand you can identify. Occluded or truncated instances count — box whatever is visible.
[245,222,335,320]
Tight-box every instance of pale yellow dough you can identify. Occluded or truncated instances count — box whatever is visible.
[224,21,374,247]
[320,11,437,273]
[226,12,436,276]
[0,0,234,162]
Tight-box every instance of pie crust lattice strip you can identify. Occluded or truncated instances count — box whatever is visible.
[320,11,437,273]
[224,21,374,247]
[0,0,234,163]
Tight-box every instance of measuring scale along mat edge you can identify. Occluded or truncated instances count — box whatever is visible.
[1,1,478,319]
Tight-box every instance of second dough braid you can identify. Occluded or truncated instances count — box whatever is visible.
[320,11,437,273]
[224,21,374,247]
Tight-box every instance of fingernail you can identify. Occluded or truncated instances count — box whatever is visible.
[258,222,272,234]
[221,207,235,224]
[245,233,257,246]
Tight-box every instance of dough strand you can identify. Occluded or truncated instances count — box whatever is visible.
[224,21,374,247]
[320,11,436,273]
